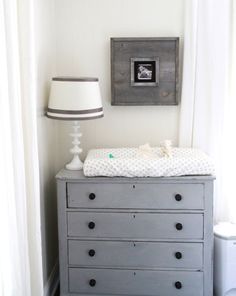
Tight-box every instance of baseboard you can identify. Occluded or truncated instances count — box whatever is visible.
[44,259,59,296]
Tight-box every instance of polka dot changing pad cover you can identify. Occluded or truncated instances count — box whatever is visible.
[83,147,214,177]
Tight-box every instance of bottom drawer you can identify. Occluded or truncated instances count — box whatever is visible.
[69,268,203,296]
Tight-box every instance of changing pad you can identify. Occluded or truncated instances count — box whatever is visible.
[83,147,214,177]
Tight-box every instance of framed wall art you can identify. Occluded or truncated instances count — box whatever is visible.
[131,57,159,87]
[111,37,179,106]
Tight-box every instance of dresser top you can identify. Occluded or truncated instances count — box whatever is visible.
[56,168,215,183]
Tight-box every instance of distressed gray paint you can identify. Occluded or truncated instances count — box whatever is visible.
[67,212,204,239]
[69,269,203,296]
[111,37,179,105]
[56,169,214,296]
[68,240,203,269]
[67,182,204,209]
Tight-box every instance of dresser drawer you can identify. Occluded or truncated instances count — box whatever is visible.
[67,212,203,239]
[68,240,203,269]
[69,268,203,296]
[67,182,204,210]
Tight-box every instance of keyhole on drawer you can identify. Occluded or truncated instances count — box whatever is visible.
[133,242,136,247]
[133,214,136,218]
[133,185,135,189]
[134,272,136,276]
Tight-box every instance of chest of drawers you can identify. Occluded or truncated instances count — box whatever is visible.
[56,169,214,296]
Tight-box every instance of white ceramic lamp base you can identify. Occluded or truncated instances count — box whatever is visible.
[66,154,83,170]
[66,121,83,170]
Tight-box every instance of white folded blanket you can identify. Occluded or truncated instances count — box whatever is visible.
[83,147,214,177]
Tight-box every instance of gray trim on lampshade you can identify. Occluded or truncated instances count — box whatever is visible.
[52,77,99,82]
[47,107,103,115]
[46,114,104,121]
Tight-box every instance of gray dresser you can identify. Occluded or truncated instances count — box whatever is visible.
[56,169,214,296]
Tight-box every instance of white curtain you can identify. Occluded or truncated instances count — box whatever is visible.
[179,0,236,222]
[0,0,43,295]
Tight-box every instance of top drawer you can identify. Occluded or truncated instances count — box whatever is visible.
[67,183,204,210]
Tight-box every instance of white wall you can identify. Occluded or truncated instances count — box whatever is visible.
[54,0,184,164]
[33,0,184,290]
[33,0,185,290]
[34,0,60,290]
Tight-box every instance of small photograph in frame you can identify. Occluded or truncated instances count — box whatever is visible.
[131,57,159,86]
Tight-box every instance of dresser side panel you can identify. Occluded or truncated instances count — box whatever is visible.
[203,180,214,295]
[57,180,69,295]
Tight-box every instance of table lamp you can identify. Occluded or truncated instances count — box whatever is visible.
[46,77,104,170]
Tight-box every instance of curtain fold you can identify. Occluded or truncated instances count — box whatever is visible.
[0,0,43,295]
[179,0,235,222]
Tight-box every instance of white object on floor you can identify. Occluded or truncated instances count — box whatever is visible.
[214,222,236,296]
[83,147,214,177]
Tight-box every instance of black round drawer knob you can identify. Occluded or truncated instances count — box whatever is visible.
[89,193,96,200]
[175,223,183,230]
[175,281,182,289]
[175,252,182,259]
[175,194,182,201]
[88,221,95,229]
[88,249,96,257]
[89,279,96,287]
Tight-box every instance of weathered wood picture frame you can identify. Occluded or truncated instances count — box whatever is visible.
[111,37,179,106]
